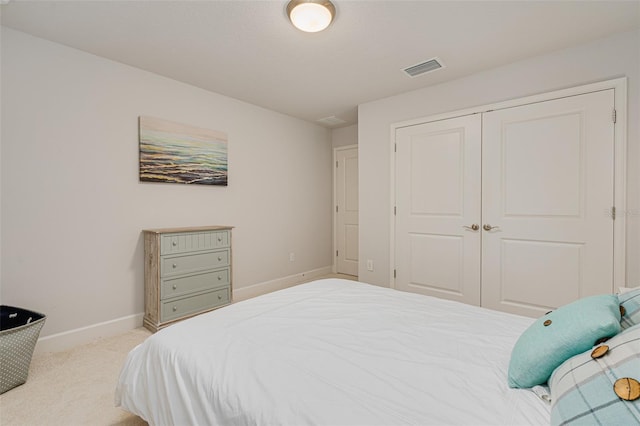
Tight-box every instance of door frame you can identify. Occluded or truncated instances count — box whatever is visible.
[333,144,359,274]
[389,77,627,290]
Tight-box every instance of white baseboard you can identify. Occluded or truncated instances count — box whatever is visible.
[33,266,333,354]
[34,313,144,356]
[232,266,333,302]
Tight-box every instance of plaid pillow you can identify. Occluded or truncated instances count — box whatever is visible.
[619,287,640,330]
[549,324,640,426]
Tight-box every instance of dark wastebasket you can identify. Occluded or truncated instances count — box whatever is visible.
[0,305,46,394]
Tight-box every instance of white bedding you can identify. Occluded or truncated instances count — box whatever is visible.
[115,279,550,425]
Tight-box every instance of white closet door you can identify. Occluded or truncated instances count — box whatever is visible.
[481,89,615,317]
[395,114,481,305]
[336,147,359,276]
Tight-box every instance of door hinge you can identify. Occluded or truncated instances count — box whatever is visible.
[394,206,397,215]
[612,109,617,124]
[336,160,339,168]
[336,250,339,257]
[612,206,616,220]
[336,205,338,213]
[394,269,396,278]
[394,143,397,153]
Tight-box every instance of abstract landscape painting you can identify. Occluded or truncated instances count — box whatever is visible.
[139,116,228,186]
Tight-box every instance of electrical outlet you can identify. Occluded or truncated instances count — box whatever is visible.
[289,252,295,262]
[366,259,373,271]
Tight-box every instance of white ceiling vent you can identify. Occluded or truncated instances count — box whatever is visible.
[403,57,444,78]
[317,115,347,126]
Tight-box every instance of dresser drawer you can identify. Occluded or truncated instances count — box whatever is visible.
[161,269,230,300]
[161,249,230,277]
[144,226,233,333]
[161,287,230,323]
[161,230,230,255]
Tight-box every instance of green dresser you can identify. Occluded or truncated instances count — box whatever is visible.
[143,226,233,332]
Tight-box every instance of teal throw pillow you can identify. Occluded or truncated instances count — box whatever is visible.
[508,294,621,389]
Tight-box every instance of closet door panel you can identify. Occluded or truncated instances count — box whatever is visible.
[395,114,481,305]
[499,239,583,308]
[481,89,615,317]
[502,113,582,217]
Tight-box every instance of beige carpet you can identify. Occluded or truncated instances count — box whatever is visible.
[0,327,151,426]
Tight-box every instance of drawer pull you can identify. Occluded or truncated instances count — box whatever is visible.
[172,306,177,312]
[218,275,222,280]
[217,237,222,242]
[218,294,222,300]
[172,284,177,290]
[217,256,222,261]
[172,263,177,268]
[172,241,177,246]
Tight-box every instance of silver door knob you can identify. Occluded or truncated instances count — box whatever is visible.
[483,224,500,231]
[463,224,479,231]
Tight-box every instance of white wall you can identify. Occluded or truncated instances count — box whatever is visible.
[332,124,357,148]
[359,29,640,288]
[0,28,333,341]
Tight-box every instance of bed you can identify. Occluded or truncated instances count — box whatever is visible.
[115,278,552,425]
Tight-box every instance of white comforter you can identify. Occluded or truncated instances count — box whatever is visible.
[115,279,550,425]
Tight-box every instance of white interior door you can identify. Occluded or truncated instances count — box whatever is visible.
[481,89,615,317]
[394,114,482,305]
[335,146,359,276]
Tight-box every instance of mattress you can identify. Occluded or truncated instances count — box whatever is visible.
[115,278,551,425]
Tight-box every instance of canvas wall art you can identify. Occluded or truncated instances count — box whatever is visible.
[139,116,228,186]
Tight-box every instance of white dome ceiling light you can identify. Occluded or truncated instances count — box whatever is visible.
[287,0,336,33]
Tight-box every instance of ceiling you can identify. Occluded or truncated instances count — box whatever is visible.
[2,1,639,128]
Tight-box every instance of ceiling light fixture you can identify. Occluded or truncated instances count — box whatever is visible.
[287,0,336,33]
